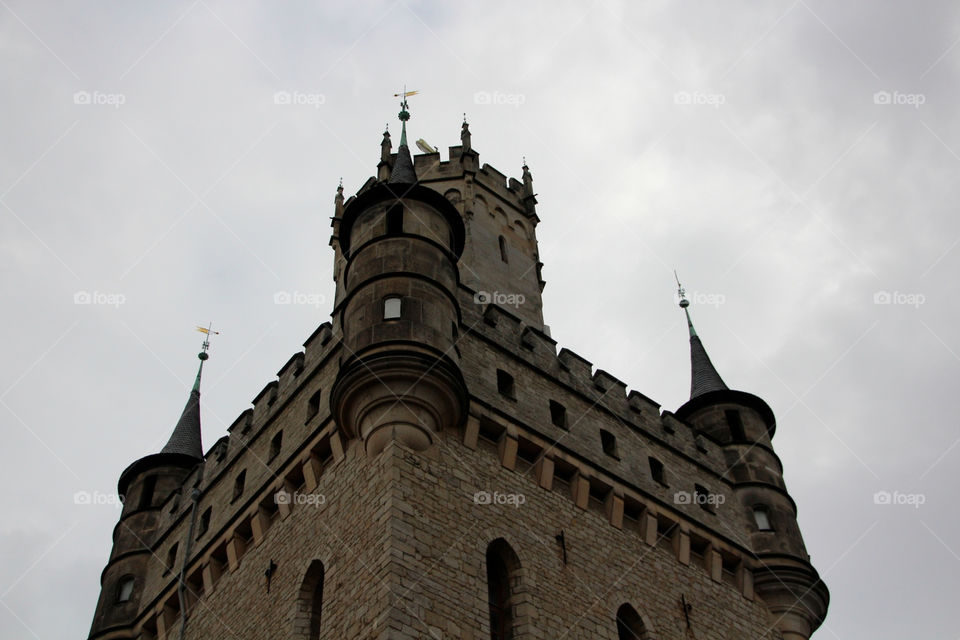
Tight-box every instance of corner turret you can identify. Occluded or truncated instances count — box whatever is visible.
[330,93,468,455]
[88,330,214,639]
[673,278,828,640]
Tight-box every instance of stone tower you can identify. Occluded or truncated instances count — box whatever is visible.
[88,100,828,640]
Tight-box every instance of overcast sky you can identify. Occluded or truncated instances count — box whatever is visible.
[1,1,957,638]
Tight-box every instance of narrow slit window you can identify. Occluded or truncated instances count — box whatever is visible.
[306,389,322,423]
[496,369,515,398]
[600,429,619,458]
[232,471,246,501]
[386,204,403,235]
[269,431,283,462]
[197,507,211,538]
[649,457,666,486]
[498,235,509,262]
[166,543,178,572]
[384,296,402,320]
[138,475,156,510]
[549,400,567,429]
[725,409,747,443]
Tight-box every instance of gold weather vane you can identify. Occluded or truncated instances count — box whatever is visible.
[195,323,220,359]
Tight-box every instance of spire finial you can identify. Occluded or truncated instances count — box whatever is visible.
[674,274,728,398]
[675,271,696,337]
[159,325,217,459]
[393,87,418,147]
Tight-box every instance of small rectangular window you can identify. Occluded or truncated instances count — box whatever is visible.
[269,431,283,462]
[116,577,135,603]
[386,204,403,235]
[496,369,515,398]
[725,409,747,443]
[754,506,772,531]
[600,429,619,458]
[198,507,211,538]
[306,389,323,423]
[166,543,179,573]
[138,475,156,510]
[384,296,402,320]
[694,484,712,511]
[232,471,246,501]
[649,457,666,486]
[549,400,567,429]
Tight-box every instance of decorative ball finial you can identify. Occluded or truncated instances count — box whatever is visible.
[674,270,689,308]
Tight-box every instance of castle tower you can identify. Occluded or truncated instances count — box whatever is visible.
[330,93,468,456]
[88,102,828,640]
[89,333,212,639]
[673,282,829,639]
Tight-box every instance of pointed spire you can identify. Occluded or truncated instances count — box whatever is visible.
[388,89,417,184]
[676,275,728,399]
[159,327,216,459]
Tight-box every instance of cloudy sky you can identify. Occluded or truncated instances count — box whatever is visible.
[1,1,957,637]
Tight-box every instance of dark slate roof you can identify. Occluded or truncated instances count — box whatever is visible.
[689,334,729,399]
[388,143,417,184]
[159,366,204,460]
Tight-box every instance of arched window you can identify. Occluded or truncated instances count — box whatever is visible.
[293,560,325,640]
[486,539,522,640]
[616,603,650,640]
[498,235,509,263]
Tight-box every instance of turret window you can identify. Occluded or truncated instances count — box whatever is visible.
[386,204,403,235]
[754,505,772,531]
[138,475,156,510]
[116,576,135,603]
[384,296,402,320]
[725,409,747,443]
